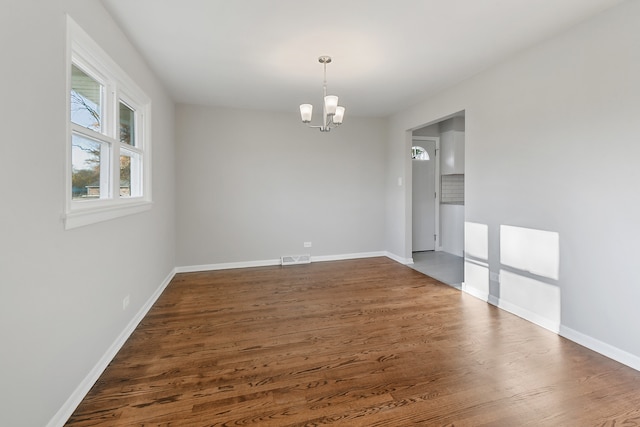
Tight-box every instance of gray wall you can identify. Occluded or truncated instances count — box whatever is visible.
[0,1,176,426]
[439,116,465,133]
[412,123,440,137]
[386,1,640,366]
[176,105,387,267]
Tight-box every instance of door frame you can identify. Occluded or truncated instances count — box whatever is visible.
[411,136,441,251]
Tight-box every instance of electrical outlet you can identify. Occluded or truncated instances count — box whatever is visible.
[123,295,130,310]
[489,272,500,282]
[304,241,312,248]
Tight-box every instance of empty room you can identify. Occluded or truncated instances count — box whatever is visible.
[2,0,640,426]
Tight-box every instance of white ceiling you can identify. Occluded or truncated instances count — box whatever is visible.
[100,0,621,118]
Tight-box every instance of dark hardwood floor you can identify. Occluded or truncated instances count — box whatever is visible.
[66,257,640,426]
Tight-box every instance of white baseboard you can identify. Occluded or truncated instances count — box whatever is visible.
[177,252,392,273]
[47,268,176,427]
[463,286,560,334]
[461,283,489,302]
[491,298,560,334]
[560,325,640,372]
[313,251,386,263]
[385,251,414,265]
[176,259,281,273]
[467,287,639,372]
[487,293,499,306]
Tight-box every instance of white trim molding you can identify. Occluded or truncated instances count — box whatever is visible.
[461,282,489,302]
[491,297,560,334]
[47,268,176,427]
[313,251,387,263]
[176,252,391,273]
[560,325,640,372]
[465,286,640,372]
[385,251,414,265]
[176,259,281,273]
[63,200,152,229]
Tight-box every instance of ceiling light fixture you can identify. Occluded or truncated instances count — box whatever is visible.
[299,56,345,132]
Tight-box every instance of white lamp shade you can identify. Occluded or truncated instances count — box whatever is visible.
[333,106,345,124]
[324,95,339,115]
[299,104,313,123]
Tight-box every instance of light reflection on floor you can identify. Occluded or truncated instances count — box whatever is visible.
[411,251,464,289]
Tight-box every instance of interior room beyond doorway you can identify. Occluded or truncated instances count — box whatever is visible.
[410,112,465,288]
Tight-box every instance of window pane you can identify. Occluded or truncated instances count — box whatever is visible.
[120,150,141,198]
[411,146,429,160]
[119,101,135,146]
[71,65,102,132]
[72,134,103,199]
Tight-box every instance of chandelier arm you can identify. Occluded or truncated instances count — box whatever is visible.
[305,124,331,132]
[299,55,343,132]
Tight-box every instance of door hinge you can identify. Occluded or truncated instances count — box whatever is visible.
[434,234,437,241]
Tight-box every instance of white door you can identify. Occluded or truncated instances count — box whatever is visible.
[412,140,437,251]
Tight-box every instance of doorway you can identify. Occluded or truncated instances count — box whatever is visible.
[409,113,465,288]
[411,137,438,251]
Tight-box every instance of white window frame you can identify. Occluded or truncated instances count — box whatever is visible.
[65,16,152,229]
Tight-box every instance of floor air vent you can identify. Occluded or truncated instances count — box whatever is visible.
[281,254,311,266]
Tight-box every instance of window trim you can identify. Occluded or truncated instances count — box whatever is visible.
[65,16,152,230]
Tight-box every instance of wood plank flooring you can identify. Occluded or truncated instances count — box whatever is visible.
[65,257,640,426]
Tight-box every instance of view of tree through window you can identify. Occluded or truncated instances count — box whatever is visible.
[71,135,104,198]
[70,68,141,199]
[118,102,135,197]
[120,154,131,197]
[71,65,102,131]
[71,65,104,199]
[411,146,430,160]
[119,101,135,146]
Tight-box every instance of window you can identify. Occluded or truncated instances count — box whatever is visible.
[411,146,430,160]
[65,17,151,229]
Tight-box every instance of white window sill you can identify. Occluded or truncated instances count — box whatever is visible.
[64,199,152,230]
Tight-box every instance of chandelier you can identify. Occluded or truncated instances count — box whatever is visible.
[299,56,346,132]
